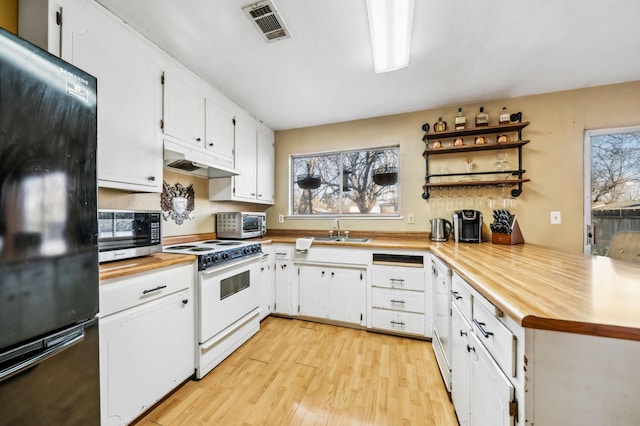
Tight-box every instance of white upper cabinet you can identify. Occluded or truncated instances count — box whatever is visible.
[162,71,205,148]
[205,96,235,164]
[209,116,275,205]
[20,0,164,192]
[257,128,275,204]
[233,117,259,200]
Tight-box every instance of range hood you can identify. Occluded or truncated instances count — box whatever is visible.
[163,140,240,178]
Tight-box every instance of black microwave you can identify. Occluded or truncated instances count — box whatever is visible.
[98,210,162,263]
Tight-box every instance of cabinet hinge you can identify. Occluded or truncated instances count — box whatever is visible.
[232,118,236,126]
[509,399,519,422]
[160,73,165,85]
[56,10,62,26]
[297,268,300,275]
[360,313,363,321]
[160,119,164,130]
[232,187,236,195]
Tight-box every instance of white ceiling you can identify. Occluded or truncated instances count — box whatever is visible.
[96,0,640,131]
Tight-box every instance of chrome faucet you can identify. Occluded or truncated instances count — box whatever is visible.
[332,218,341,237]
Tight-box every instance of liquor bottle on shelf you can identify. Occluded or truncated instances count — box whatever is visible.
[475,106,489,127]
[434,116,447,132]
[455,107,466,130]
[499,106,510,124]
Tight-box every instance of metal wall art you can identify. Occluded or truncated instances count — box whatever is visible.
[161,181,195,225]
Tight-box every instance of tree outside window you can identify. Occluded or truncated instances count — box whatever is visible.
[291,146,399,216]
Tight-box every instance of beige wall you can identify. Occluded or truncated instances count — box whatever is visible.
[0,0,17,33]
[98,170,268,237]
[268,80,640,253]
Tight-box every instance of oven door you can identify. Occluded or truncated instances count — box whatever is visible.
[198,256,260,343]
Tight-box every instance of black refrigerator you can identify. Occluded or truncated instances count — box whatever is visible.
[0,27,100,425]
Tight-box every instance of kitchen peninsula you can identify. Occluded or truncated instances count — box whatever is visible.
[263,232,640,425]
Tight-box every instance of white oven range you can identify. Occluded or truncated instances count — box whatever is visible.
[163,240,262,379]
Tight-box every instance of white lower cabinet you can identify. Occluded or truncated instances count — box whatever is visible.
[273,245,296,315]
[449,272,517,426]
[99,263,195,426]
[258,250,273,320]
[468,332,515,426]
[298,265,365,325]
[370,253,430,338]
[451,303,471,426]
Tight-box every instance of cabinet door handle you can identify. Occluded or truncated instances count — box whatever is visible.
[147,176,156,181]
[208,142,214,146]
[450,290,462,300]
[390,299,406,305]
[196,137,202,141]
[182,299,189,305]
[390,320,405,326]
[466,344,475,353]
[142,285,167,295]
[473,319,494,338]
[321,271,325,276]
[460,330,468,337]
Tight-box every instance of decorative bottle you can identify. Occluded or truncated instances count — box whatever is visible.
[434,116,447,132]
[475,106,489,127]
[499,107,510,124]
[454,107,466,130]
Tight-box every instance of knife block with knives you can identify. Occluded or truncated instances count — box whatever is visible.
[490,210,525,245]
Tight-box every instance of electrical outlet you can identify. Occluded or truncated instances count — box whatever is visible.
[550,211,561,225]
[278,214,284,223]
[408,213,415,224]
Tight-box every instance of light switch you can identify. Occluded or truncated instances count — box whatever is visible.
[550,211,561,224]
[408,213,415,224]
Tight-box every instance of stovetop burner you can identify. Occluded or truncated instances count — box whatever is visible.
[163,240,262,271]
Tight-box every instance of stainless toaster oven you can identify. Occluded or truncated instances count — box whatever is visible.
[216,212,266,239]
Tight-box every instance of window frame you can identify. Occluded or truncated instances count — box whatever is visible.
[289,145,401,218]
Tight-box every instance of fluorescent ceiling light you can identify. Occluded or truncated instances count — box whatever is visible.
[366,0,415,73]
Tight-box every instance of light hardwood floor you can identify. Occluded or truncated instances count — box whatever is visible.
[134,317,458,425]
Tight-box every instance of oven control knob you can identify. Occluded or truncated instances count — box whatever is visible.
[244,247,251,255]
[222,252,230,260]
[212,254,220,263]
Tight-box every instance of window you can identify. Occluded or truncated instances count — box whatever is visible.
[584,127,640,254]
[291,146,399,216]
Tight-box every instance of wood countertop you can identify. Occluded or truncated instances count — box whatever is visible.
[430,242,640,341]
[266,231,640,341]
[100,230,640,341]
[99,253,196,281]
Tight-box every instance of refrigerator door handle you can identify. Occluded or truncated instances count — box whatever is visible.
[0,329,85,383]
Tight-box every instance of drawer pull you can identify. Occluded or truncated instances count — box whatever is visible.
[389,278,405,285]
[474,319,494,338]
[467,344,476,353]
[460,330,468,337]
[450,290,462,300]
[390,320,406,326]
[142,285,167,295]
[390,299,406,305]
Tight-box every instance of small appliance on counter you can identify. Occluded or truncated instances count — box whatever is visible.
[216,212,266,239]
[453,210,483,243]
[430,218,453,242]
[98,210,162,262]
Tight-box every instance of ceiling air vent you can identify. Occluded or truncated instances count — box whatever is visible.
[242,0,291,43]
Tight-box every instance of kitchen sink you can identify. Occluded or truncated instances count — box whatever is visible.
[310,236,370,243]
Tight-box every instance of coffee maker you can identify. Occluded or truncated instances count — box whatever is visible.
[453,210,483,243]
